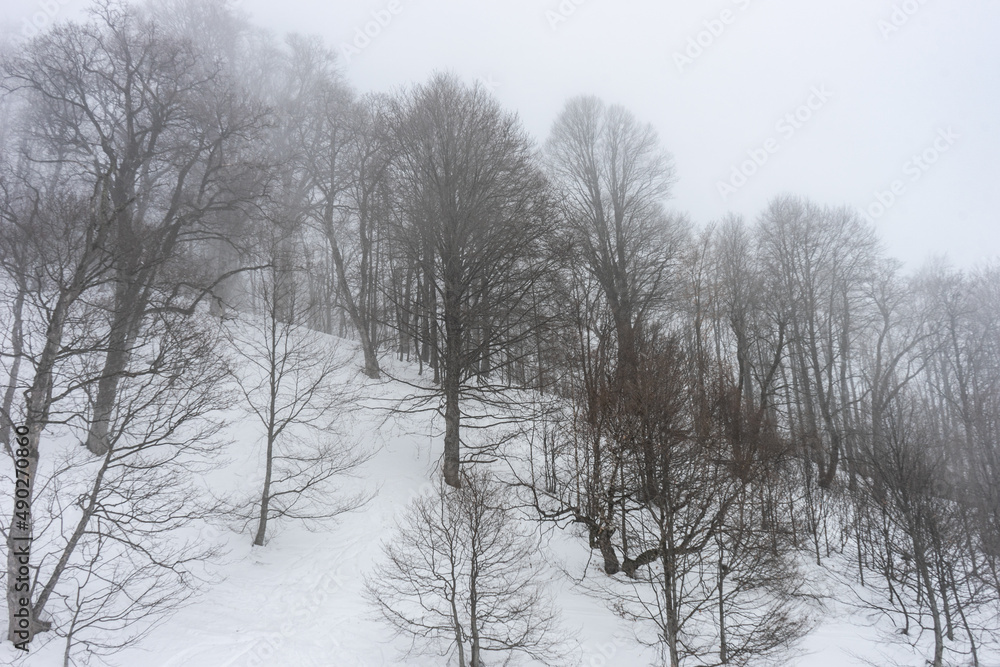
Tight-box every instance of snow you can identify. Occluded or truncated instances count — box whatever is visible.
[2,342,996,667]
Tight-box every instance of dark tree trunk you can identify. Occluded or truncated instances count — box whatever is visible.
[252,430,274,547]
[6,280,83,644]
[0,287,25,455]
[253,309,282,546]
[443,284,463,487]
[443,366,462,488]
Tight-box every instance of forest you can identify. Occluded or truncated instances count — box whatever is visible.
[0,1,998,666]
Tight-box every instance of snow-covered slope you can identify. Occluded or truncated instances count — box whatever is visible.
[3,340,994,667]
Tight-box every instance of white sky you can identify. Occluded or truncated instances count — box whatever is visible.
[4,0,998,270]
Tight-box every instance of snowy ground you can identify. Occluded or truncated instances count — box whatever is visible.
[2,343,994,667]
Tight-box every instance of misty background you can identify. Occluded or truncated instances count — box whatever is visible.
[3,0,998,270]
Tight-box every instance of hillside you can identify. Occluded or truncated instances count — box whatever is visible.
[5,335,988,667]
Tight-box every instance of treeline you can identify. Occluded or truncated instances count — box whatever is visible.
[0,1,997,665]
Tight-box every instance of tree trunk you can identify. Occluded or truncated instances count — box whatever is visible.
[719,558,728,664]
[914,538,945,667]
[442,267,463,488]
[254,323,281,546]
[443,369,461,488]
[85,278,145,456]
[450,589,466,667]
[0,287,25,456]
[596,527,621,576]
[253,428,275,547]
[85,344,128,456]
[662,554,681,667]
[328,229,380,379]
[469,555,481,667]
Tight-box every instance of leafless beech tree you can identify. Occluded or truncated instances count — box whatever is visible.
[1,1,263,646]
[386,73,552,488]
[244,36,396,380]
[2,1,266,459]
[0,160,116,645]
[598,335,808,667]
[851,391,991,667]
[845,264,1000,667]
[256,36,348,331]
[544,95,683,382]
[919,263,1000,598]
[511,312,810,666]
[365,470,564,667]
[40,312,231,666]
[1,292,233,659]
[52,530,183,667]
[756,196,879,491]
[332,92,395,378]
[541,95,690,518]
[301,60,392,378]
[711,215,788,426]
[226,224,371,547]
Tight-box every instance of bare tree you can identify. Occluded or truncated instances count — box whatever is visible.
[0,166,116,646]
[1,1,263,645]
[300,61,392,378]
[756,196,879,491]
[226,225,371,547]
[542,95,688,513]
[365,470,564,667]
[712,215,788,425]
[1,1,265,458]
[386,73,552,488]
[847,263,1000,667]
[0,290,233,660]
[544,95,683,381]
[852,391,976,667]
[585,335,810,667]
[332,92,396,379]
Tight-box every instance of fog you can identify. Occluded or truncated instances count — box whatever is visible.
[4,0,998,268]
